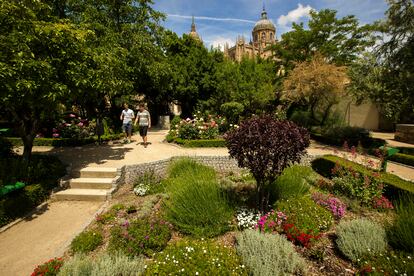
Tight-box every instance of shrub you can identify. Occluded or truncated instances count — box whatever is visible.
[163,159,233,237]
[275,196,333,235]
[372,195,394,210]
[255,210,287,233]
[387,195,414,253]
[145,239,248,275]
[179,139,226,148]
[70,230,103,254]
[108,217,172,257]
[311,192,346,219]
[32,257,64,276]
[389,152,414,167]
[336,218,387,262]
[311,155,414,200]
[133,170,162,196]
[270,165,312,202]
[220,101,244,124]
[58,253,146,276]
[225,116,310,211]
[236,229,306,275]
[170,115,181,130]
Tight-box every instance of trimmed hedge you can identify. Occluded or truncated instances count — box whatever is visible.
[389,153,414,167]
[311,155,414,200]
[5,133,124,147]
[173,138,226,148]
[311,132,386,149]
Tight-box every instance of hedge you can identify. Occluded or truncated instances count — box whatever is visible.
[389,153,414,167]
[173,138,226,148]
[311,132,386,149]
[5,133,123,147]
[311,155,414,200]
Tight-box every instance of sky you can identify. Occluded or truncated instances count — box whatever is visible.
[152,0,389,49]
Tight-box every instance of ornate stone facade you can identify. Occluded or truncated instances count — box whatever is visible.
[224,8,277,61]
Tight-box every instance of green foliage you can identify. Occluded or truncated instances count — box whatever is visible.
[387,195,414,253]
[236,229,306,276]
[389,153,414,167]
[163,159,233,237]
[32,257,64,276]
[145,239,248,275]
[58,253,146,276]
[175,138,226,148]
[170,116,181,130]
[336,218,387,262]
[270,165,312,202]
[361,250,414,275]
[108,217,172,257]
[275,196,333,235]
[5,134,124,147]
[133,170,162,196]
[220,102,244,124]
[311,155,414,199]
[70,230,103,254]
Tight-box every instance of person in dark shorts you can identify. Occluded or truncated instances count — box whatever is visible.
[134,103,151,147]
[120,103,134,143]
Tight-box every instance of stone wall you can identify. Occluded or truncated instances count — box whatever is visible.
[122,155,317,185]
[123,156,240,185]
[395,124,414,144]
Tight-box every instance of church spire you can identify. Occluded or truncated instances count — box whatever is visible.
[191,15,196,32]
[261,1,268,19]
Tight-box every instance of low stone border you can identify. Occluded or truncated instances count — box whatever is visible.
[122,154,317,185]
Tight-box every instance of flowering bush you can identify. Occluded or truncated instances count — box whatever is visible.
[133,170,163,196]
[372,195,394,210]
[311,192,346,219]
[31,257,64,276]
[168,112,231,141]
[274,196,333,236]
[236,207,261,229]
[283,223,322,248]
[36,113,95,139]
[145,239,248,275]
[255,210,287,233]
[108,217,172,257]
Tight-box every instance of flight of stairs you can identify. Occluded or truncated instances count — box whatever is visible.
[53,167,121,201]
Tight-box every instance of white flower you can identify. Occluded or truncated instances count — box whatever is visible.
[196,272,199,275]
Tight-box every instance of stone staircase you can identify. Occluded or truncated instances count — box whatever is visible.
[53,167,122,201]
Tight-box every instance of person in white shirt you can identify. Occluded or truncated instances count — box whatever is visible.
[134,103,151,147]
[120,103,134,143]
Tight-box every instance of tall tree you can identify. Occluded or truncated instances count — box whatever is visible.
[0,1,92,162]
[283,54,348,126]
[272,9,377,69]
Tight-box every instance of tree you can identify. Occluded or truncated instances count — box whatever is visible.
[282,54,349,126]
[0,1,93,162]
[272,9,377,68]
[348,0,414,122]
[225,116,310,212]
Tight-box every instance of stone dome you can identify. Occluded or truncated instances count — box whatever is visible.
[253,9,275,32]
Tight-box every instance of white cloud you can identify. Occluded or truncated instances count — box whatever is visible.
[277,3,313,26]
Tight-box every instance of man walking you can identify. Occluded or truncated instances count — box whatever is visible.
[134,103,151,147]
[120,103,134,144]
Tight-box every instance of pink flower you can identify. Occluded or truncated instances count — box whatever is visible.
[52,128,58,133]
[52,133,60,138]
[69,114,76,118]
[78,122,84,127]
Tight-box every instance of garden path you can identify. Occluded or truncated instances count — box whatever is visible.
[2,129,413,275]
[0,201,103,276]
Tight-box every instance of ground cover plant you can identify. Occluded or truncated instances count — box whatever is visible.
[163,158,233,237]
[145,239,248,275]
[32,257,64,276]
[133,170,162,196]
[387,195,414,253]
[236,229,306,275]
[108,217,172,257]
[70,229,103,254]
[336,218,387,263]
[270,165,312,202]
[58,253,146,276]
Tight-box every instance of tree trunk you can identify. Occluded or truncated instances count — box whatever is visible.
[22,133,35,164]
[320,104,333,126]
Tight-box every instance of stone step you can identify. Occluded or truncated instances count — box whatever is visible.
[53,189,110,201]
[70,178,113,189]
[80,167,118,178]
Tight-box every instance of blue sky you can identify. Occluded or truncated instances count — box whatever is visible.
[152,0,389,49]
